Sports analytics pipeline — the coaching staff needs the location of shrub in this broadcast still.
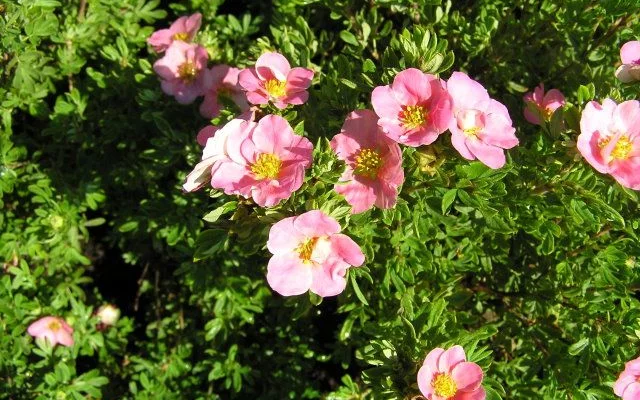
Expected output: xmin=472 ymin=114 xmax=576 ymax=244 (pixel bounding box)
xmin=1 ymin=0 xmax=640 ymax=399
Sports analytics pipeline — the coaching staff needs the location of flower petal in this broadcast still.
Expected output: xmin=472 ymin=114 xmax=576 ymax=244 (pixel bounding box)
xmin=293 ymin=210 xmax=341 ymax=237
xmin=256 ymin=52 xmax=291 ymax=81
xmin=451 ymin=362 xmax=483 ymax=392
xmin=330 ymin=234 xmax=364 ymax=266
xmin=309 ymin=258 xmax=349 ymax=297
xmin=266 ymin=253 xmax=313 ymax=296
xmin=437 ymin=345 xmax=466 ymax=372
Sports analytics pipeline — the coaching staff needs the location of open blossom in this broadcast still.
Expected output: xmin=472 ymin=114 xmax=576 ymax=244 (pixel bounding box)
xmin=523 ymin=83 xmax=565 ymax=125
xmin=153 ymin=41 xmax=210 ymax=104
xmin=147 ymin=13 xmax=202 ymax=53
xmin=447 ymin=71 xmax=519 ymax=169
xmin=417 ymin=345 xmax=485 ymax=400
xmin=238 ymin=52 xmax=314 ymax=109
xmin=577 ymin=99 xmax=640 ymax=190
xmin=615 ymin=41 xmax=640 ymax=83
xmin=330 ymin=110 xmax=404 ymax=213
xmin=371 ymin=68 xmax=452 ymax=147
xmin=27 ymin=316 xmax=74 ymax=347
xmin=615 ymin=356 xmax=640 ymax=399
xmin=266 ymin=210 xmax=365 ymax=297
xmin=200 ymin=65 xmax=250 ymax=119
xmin=210 ymin=115 xmax=313 ymax=206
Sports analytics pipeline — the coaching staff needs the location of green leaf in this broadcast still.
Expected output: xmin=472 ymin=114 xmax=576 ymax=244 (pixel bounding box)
xmin=339 ymin=30 xmax=359 ymax=46
xmin=350 ymin=272 xmax=369 ymax=305
xmin=203 ymin=202 xmax=238 ymax=223
xmin=441 ymin=189 xmax=457 ymax=214
xmin=568 ymin=338 xmax=589 ymax=356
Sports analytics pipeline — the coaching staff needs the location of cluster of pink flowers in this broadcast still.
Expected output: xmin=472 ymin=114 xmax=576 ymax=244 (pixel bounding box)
xmin=520 ymin=40 xmax=640 ymax=192
xmin=148 ymin=14 xmax=314 ymax=146
xmin=328 ymin=68 xmax=519 ymax=214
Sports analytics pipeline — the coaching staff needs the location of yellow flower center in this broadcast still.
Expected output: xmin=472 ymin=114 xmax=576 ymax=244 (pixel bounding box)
xmin=542 ymin=107 xmax=554 ymax=120
xmin=264 ymin=79 xmax=287 ymax=98
xmin=399 ymin=105 xmax=428 ymax=129
xmin=297 ymin=237 xmax=318 ymax=262
xmin=48 ymin=320 xmax=61 ymax=332
xmin=463 ymin=126 xmax=481 ymax=137
xmin=599 ymin=135 xmax=633 ymax=161
xmin=354 ymin=148 xmax=383 ymax=179
xmin=178 ymin=61 xmax=198 ymax=83
xmin=432 ymin=373 xmax=457 ymax=398
xmin=250 ymin=153 xmax=282 ymax=180
xmin=173 ymin=32 xmax=189 ymax=41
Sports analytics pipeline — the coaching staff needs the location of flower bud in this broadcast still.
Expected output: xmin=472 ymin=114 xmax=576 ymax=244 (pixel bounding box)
xmin=96 ymin=304 xmax=120 ymax=327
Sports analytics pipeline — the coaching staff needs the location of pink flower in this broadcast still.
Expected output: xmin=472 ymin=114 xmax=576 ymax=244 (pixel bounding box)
xmin=616 ymin=41 xmax=640 ymax=83
xmin=417 ymin=345 xmax=486 ymax=400
xmin=447 ymin=71 xmax=519 ymax=169
xmin=238 ymin=52 xmax=314 ymax=109
xmin=330 ymin=110 xmax=404 ymax=213
xmin=614 ymin=356 xmax=640 ymax=399
xmin=153 ymin=42 xmax=210 ymax=104
xmin=183 ymin=118 xmax=255 ymax=192
xmin=523 ymin=83 xmax=565 ymax=125
xmin=147 ymin=13 xmax=202 ymax=53
xmin=371 ymin=68 xmax=452 ymax=147
xmin=200 ymin=65 xmax=250 ymax=119
xmin=266 ymin=210 xmax=365 ymax=297
xmin=27 ymin=316 xmax=74 ymax=347
xmin=577 ymin=99 xmax=640 ymax=190
xmin=210 ymin=115 xmax=313 ymax=206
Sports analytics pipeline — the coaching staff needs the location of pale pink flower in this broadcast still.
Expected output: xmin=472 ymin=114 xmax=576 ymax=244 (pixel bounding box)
xmin=210 ymin=115 xmax=313 ymax=206
xmin=578 ymin=99 xmax=640 ymax=190
xmin=200 ymin=65 xmax=250 ymax=119
xmin=447 ymin=71 xmax=519 ymax=169
xmin=96 ymin=304 xmax=120 ymax=327
xmin=153 ymin=41 xmax=210 ymax=104
xmin=183 ymin=118 xmax=255 ymax=192
xmin=27 ymin=316 xmax=74 ymax=347
xmin=147 ymin=13 xmax=202 ymax=53
xmin=417 ymin=345 xmax=485 ymax=400
xmin=238 ymin=52 xmax=314 ymax=109
xmin=266 ymin=210 xmax=365 ymax=297
xmin=615 ymin=356 xmax=640 ymax=399
xmin=330 ymin=110 xmax=404 ymax=213
xmin=615 ymin=41 xmax=640 ymax=83
xmin=371 ymin=68 xmax=452 ymax=147
xmin=523 ymin=83 xmax=565 ymax=125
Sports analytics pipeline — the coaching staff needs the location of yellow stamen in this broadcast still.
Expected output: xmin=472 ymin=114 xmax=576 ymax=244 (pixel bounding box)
xmin=399 ymin=105 xmax=428 ymax=129
xmin=173 ymin=32 xmax=189 ymax=41
xmin=250 ymin=153 xmax=282 ymax=180
xmin=297 ymin=238 xmax=318 ymax=262
xmin=542 ymin=107 xmax=554 ymax=120
xmin=264 ymin=79 xmax=287 ymax=98
xmin=463 ymin=126 xmax=482 ymax=137
xmin=354 ymin=148 xmax=383 ymax=179
xmin=611 ymin=136 xmax=633 ymax=160
xmin=48 ymin=320 xmax=61 ymax=332
xmin=599 ymin=135 xmax=633 ymax=161
xmin=432 ymin=373 xmax=457 ymax=398
xmin=178 ymin=61 xmax=198 ymax=83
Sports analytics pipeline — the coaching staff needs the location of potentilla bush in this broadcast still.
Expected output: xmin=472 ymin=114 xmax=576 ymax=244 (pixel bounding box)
xmin=2 ymin=0 xmax=640 ymax=399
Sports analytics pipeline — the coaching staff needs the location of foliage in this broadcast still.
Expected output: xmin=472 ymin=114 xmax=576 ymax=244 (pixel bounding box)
xmin=1 ymin=0 xmax=640 ymax=399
